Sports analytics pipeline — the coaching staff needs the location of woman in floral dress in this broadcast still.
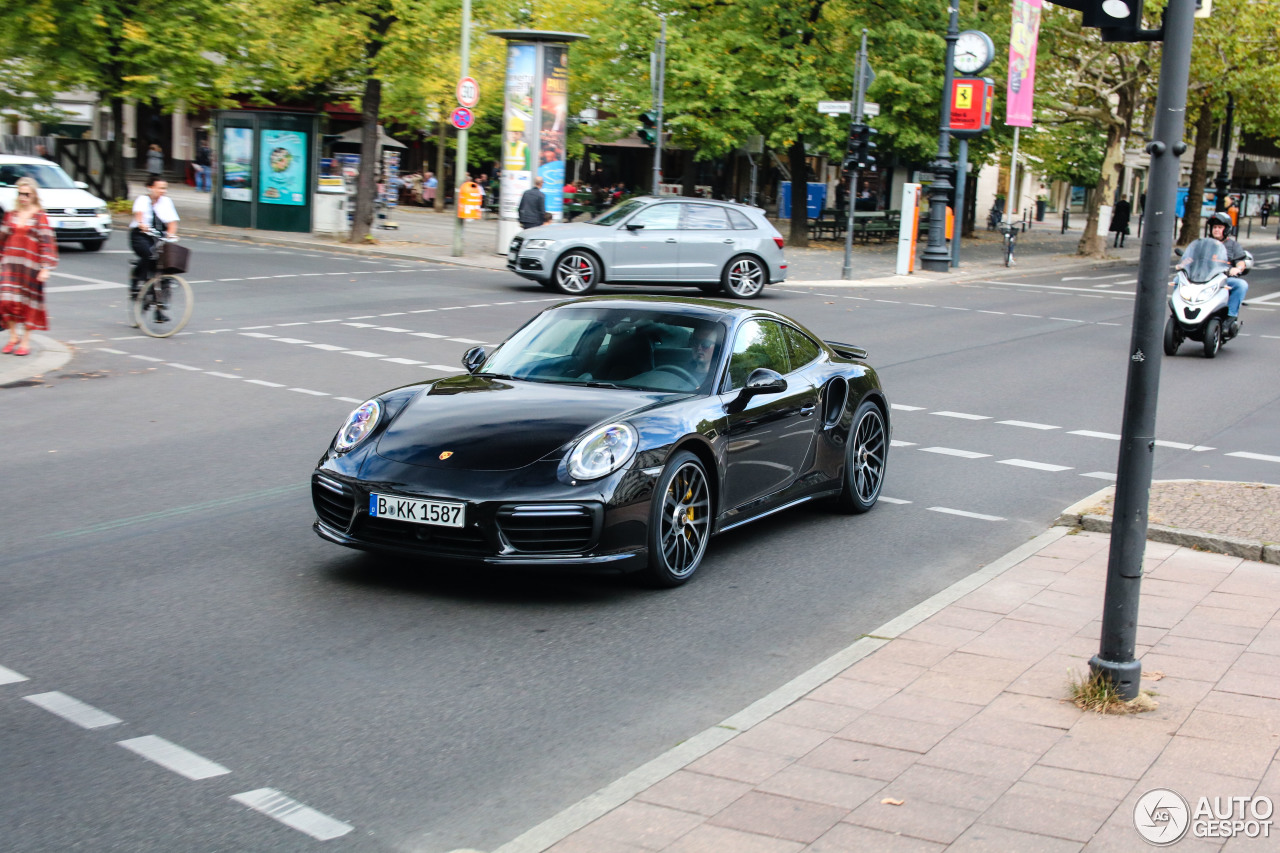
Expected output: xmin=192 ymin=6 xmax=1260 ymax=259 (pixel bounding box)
xmin=1 ymin=176 xmax=57 ymax=356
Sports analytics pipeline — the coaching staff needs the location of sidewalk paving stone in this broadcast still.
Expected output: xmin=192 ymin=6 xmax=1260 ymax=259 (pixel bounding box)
xmin=707 ymin=792 xmax=846 ymax=843
xmin=807 ymin=822 xmax=946 ymax=852
xmin=844 ymin=794 xmax=981 ymax=845
xmin=753 ymin=765 xmax=886 ymax=811
xmin=948 ymin=823 xmax=1084 ymax=853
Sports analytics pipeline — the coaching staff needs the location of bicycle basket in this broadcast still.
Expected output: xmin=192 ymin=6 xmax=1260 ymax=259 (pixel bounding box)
xmin=158 ymin=242 xmax=191 ymax=274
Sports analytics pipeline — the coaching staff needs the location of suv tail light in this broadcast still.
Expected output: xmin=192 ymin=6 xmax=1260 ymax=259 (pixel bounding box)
xmin=773 ymin=237 xmax=785 ymax=249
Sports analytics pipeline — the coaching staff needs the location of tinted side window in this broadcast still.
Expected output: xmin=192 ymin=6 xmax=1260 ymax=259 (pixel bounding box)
xmin=627 ymin=203 xmax=682 ymax=230
xmin=682 ymin=203 xmax=731 ymax=230
xmin=727 ymin=320 xmax=791 ymax=390
xmin=726 ymin=208 xmax=756 ymax=230
xmin=784 ymin=325 xmax=821 ymax=370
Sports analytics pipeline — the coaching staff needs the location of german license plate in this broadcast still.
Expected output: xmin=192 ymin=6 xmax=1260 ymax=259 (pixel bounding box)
xmin=368 ymin=493 xmax=464 ymax=528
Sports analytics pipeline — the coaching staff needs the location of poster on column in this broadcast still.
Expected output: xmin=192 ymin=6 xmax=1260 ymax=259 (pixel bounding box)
xmin=501 ymin=44 xmax=535 ymax=221
xmin=1006 ymin=0 xmax=1042 ymax=128
xmin=221 ymin=127 xmax=253 ymax=201
xmin=259 ymin=129 xmax=308 ymax=205
xmin=540 ymin=45 xmax=569 ymax=217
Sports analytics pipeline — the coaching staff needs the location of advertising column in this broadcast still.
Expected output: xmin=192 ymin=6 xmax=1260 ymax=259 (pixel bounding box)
xmin=539 ymin=45 xmax=569 ymax=221
xmin=500 ymin=43 xmax=536 ymax=232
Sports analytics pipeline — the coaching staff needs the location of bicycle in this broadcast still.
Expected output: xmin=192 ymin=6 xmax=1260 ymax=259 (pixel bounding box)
xmin=1001 ymin=220 xmax=1019 ymax=267
xmin=128 ymin=235 xmax=193 ymax=337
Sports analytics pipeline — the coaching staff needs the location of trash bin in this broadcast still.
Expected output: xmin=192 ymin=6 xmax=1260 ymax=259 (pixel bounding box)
xmin=1036 ymin=199 xmax=1047 ymax=221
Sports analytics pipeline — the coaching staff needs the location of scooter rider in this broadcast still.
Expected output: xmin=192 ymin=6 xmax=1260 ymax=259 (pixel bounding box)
xmin=1207 ymin=211 xmax=1248 ymax=333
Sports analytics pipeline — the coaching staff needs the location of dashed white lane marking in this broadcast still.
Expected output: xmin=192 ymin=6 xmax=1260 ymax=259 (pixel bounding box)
xmin=343 ymin=351 xmax=387 ymax=358
xmin=1155 ymin=440 xmax=1215 ymax=451
xmin=0 ymin=664 xmax=29 ymax=684
xmin=240 ymin=332 xmax=276 ymax=339
xmin=977 ymin=310 xmax=1005 ymax=315
xmin=167 ymin=363 xmax=202 ymax=371
xmin=24 ymin=692 xmax=122 ymax=729
xmin=344 ymin=322 xmax=377 ymax=328
xmin=449 ymin=337 xmax=486 ymax=344
xmin=347 ymin=315 xmax=376 ymax=319
xmin=997 ymin=420 xmax=1059 ymax=430
xmin=1082 ymin=472 xmax=1117 ymax=480
xmin=891 ymin=404 xmax=925 ymax=411
xmin=245 ymin=379 xmax=285 ymax=388
xmin=383 ymin=357 xmax=423 ymax=365
xmin=313 ymin=318 xmax=341 ymax=323
xmin=1063 ymin=273 xmax=1129 ymax=281
xmin=277 ymin=322 xmax=307 ymax=327
xmin=932 ymin=411 xmax=989 ymax=420
xmin=118 ymin=735 xmax=231 ymax=780
xmin=1050 ymin=317 xmax=1085 ymax=323
xmin=289 ymin=388 xmax=329 ymax=396
xmin=205 ymin=372 xmax=242 ymax=380
xmin=336 ymin=396 xmax=363 ymax=404
xmin=1069 ymin=430 xmax=1121 ymax=440
xmin=920 ymin=447 xmax=991 ymax=459
xmin=274 ymin=338 xmax=311 ymax=345
xmin=879 ymin=496 xmax=912 ymax=504
xmin=232 ymin=788 xmax=353 ymax=841
xmin=307 ymin=344 xmax=347 ymax=351
xmin=424 ymin=364 xmax=457 ymax=372
xmin=131 ymin=354 xmax=164 ymax=362
xmin=98 ymin=347 xmax=128 ymax=354
xmin=381 ymin=312 xmax=407 ymax=316
xmin=928 ymin=507 xmax=1006 ymax=521
xmin=411 ymin=331 xmax=447 ymax=338
xmin=375 ymin=326 xmax=411 ymax=333
xmin=1000 ymin=459 xmax=1073 ymax=472
xmin=239 ymin=325 xmax=273 ymax=330
xmin=1227 ymin=451 xmax=1280 ymax=464
xmin=890 ymin=440 xmax=917 ymax=448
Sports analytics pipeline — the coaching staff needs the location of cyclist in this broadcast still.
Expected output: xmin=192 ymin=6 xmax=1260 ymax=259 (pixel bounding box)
xmin=130 ymin=176 xmax=179 ymax=292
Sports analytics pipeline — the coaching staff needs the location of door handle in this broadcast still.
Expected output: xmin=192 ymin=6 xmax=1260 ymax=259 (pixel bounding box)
xmin=665 ymin=238 xmax=678 ymax=243
xmin=800 ymin=405 xmax=816 ymax=417
xmin=722 ymin=239 xmax=735 ymax=244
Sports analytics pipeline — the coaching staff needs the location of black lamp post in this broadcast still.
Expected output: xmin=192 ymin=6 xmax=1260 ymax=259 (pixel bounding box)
xmin=922 ymin=1 xmax=961 ymax=272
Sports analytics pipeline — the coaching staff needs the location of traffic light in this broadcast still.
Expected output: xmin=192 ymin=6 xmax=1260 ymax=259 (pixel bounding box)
xmin=638 ymin=111 xmax=657 ymax=146
xmin=1048 ymin=0 xmax=1149 ymax=41
xmin=847 ymin=123 xmax=877 ymax=171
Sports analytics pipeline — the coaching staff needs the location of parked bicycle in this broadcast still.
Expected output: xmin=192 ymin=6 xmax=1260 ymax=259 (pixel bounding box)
xmin=128 ymin=236 xmax=193 ymax=337
xmin=1001 ymin=220 xmax=1019 ymax=267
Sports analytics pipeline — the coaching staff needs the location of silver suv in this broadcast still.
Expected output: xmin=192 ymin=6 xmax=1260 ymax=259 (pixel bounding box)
xmin=508 ymin=196 xmax=788 ymax=298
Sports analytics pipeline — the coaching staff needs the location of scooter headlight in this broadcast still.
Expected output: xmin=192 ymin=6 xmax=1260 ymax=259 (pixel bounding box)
xmin=1178 ymin=281 xmax=1219 ymax=305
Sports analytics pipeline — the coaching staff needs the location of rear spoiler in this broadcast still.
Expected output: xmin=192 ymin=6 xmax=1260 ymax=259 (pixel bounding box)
xmin=824 ymin=340 xmax=869 ymax=361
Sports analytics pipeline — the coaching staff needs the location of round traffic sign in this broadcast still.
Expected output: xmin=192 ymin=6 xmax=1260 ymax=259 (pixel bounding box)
xmin=456 ymin=76 xmax=480 ymax=108
xmin=450 ymin=107 xmax=474 ymax=130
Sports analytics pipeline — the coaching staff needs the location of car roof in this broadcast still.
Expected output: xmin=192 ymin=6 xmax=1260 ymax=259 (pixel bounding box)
xmin=626 ymin=195 xmax=764 ymax=212
xmin=0 ymin=155 xmax=53 ymax=165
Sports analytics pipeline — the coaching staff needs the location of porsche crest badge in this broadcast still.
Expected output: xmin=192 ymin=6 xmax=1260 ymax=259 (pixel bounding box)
xmin=439 ymin=451 xmax=454 ymax=460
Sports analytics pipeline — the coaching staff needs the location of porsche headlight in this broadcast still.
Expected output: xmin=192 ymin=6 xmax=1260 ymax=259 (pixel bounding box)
xmin=334 ymin=399 xmax=382 ymax=452
xmin=567 ymin=423 xmax=638 ymax=480
xmin=523 ymin=239 xmax=555 ymax=250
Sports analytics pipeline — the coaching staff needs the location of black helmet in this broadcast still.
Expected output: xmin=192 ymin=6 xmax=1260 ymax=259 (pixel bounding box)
xmin=1209 ymin=212 xmax=1233 ymax=232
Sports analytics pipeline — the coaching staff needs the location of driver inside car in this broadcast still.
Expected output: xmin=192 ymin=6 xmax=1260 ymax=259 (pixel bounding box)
xmin=687 ymin=326 xmax=722 ymax=386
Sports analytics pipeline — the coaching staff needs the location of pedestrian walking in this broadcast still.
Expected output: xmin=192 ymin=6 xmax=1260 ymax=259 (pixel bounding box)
xmin=194 ymin=141 xmax=213 ymax=192
xmin=1261 ymin=200 xmax=1272 ymax=228
xmin=0 ymin=178 xmax=57 ymax=357
xmin=146 ymin=143 xmax=164 ymax=178
xmin=1109 ymin=196 xmax=1132 ymax=248
xmin=424 ymin=172 xmax=438 ymax=205
xmin=518 ymin=176 xmax=548 ymax=230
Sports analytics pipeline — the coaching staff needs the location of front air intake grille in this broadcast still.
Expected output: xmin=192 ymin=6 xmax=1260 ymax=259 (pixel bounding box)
xmin=313 ymin=476 xmax=356 ymax=532
xmin=76 ymin=208 xmax=98 ymax=215
xmin=496 ymin=504 xmax=598 ymax=553
xmin=355 ymin=516 xmax=490 ymax=555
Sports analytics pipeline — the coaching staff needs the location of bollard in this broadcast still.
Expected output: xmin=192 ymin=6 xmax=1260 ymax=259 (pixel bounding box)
xmin=1247 ymin=216 xmax=1252 ymax=238
xmin=1062 ymin=209 xmax=1070 ymax=233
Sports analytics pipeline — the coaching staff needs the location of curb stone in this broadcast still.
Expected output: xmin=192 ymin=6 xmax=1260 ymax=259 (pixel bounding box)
xmin=0 ymin=334 xmax=72 ymax=388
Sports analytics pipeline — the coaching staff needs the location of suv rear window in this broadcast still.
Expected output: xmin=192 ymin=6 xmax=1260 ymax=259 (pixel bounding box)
xmin=726 ymin=208 xmax=756 ymax=230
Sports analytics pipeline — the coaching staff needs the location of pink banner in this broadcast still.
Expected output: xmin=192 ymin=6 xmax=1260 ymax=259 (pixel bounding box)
xmin=1006 ymin=0 xmax=1043 ymax=128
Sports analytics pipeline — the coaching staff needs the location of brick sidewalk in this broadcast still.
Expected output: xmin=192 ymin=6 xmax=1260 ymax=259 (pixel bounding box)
xmin=493 ymin=490 xmax=1280 ymax=853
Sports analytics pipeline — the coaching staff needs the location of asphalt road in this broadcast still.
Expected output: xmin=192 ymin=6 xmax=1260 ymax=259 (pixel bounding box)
xmin=3 ymin=236 xmax=1280 ymax=852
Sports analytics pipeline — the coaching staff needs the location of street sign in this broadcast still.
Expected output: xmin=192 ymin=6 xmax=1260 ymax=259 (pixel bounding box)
xmin=456 ymin=77 xmax=480 ymax=108
xmin=863 ymin=102 xmax=880 ymax=117
xmin=818 ymin=101 xmax=851 ymax=115
xmin=450 ymin=107 xmax=474 ymax=130
xmin=948 ymin=77 xmax=994 ymax=137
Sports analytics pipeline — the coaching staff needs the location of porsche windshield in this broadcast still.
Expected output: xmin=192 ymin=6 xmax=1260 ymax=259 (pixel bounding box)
xmin=1179 ymin=238 xmax=1231 ymax=284
xmin=481 ymin=306 xmax=727 ymax=394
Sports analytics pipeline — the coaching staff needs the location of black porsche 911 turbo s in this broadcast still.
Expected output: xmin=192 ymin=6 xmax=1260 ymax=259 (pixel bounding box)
xmin=312 ymin=296 xmax=889 ymax=586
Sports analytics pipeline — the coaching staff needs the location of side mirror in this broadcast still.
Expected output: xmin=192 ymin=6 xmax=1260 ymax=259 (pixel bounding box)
xmin=462 ymin=346 xmax=487 ymax=374
xmin=74 ymin=181 xmax=89 ymax=190
xmin=625 ymin=222 xmax=645 ymax=231
xmin=744 ymin=367 xmax=787 ymax=396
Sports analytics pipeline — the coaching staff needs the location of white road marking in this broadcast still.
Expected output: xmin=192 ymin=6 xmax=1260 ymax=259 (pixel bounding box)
xmin=1154 ymin=440 xmax=1215 ymax=451
xmin=1098 ymin=322 xmax=1123 ymax=326
xmin=48 ymin=271 xmax=122 ymax=291
xmin=232 ymin=789 xmax=353 ymax=841
xmin=307 ymin=344 xmax=347 ymax=351
xmin=1049 ymin=317 xmax=1085 ymax=323
xmin=997 ymin=420 xmax=1059 ymax=430
xmin=927 ymin=507 xmax=1005 ymax=521
xmin=878 ymin=497 xmax=912 ymax=504
xmin=890 ymin=440 xmax=916 ymax=447
xmin=335 ymin=397 xmax=363 ymax=404
xmin=1062 ymin=273 xmax=1129 ymax=281
xmin=273 ymin=274 xmax=296 ymax=279
xmin=167 ymin=363 xmax=202 ymax=371
xmin=424 ymin=364 xmax=457 ymax=372
xmin=239 ymin=325 xmax=273 ymax=330
xmin=382 ymin=358 xmax=423 ymax=365
xmin=201 ymin=329 xmax=233 ymax=334
xmin=1227 ymin=451 xmax=1280 ymax=464
xmin=0 ymin=664 xmax=28 ymax=684
xmin=97 ymin=348 xmax=128 ymax=354
xmin=111 ymin=335 xmax=146 ymax=341
xmin=205 ymin=372 xmax=242 ymax=380
xmin=274 ymin=338 xmax=311 ymax=344
xmin=977 ymin=310 xmax=1005 ymax=315
xmin=874 ymin=299 xmax=900 ymax=304
xmin=999 ymin=459 xmax=1073 ymax=472
xmin=1069 ymin=430 xmax=1121 ymax=440
xmin=24 ymin=692 xmax=122 ymax=729
xmin=1011 ymin=313 xmax=1043 ymax=318
xmin=375 ymin=327 xmax=411 ymax=333
xmin=410 ymin=332 xmax=446 ymax=338
xmin=219 ymin=278 xmax=243 ymax=282
xmin=289 ymin=388 xmax=329 ymax=396
xmin=1081 ymin=471 xmax=1117 ymax=480
xmin=118 ymin=736 xmax=231 ymax=780
xmin=343 ymin=351 xmax=387 ymax=358
xmin=932 ymin=411 xmax=989 ymax=420
xmin=312 ymin=319 xmax=342 ymax=323
xmin=131 ymin=355 xmax=164 ymax=362
xmin=344 ymin=322 xmax=377 ymax=328
xmin=240 ymin=332 xmax=276 ymax=339
xmin=891 ymin=404 xmax=925 ymax=411
xmin=449 ymin=337 xmax=486 ymax=344
xmin=380 ymin=312 xmax=407 ymax=316
xmin=920 ymin=447 xmax=991 ymax=459
xmin=409 ymin=308 xmax=436 ymax=313
xmin=347 ymin=315 xmax=376 ymax=319
xmin=908 ymin=303 xmax=935 ymax=308
xmin=277 ymin=322 xmax=307 ymax=327
xmin=1245 ymin=290 xmax=1280 ymax=304
xmin=245 ymin=380 xmax=285 ymax=388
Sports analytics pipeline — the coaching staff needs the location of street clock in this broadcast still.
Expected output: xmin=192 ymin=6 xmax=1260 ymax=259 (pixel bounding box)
xmin=953 ymin=30 xmax=995 ymax=75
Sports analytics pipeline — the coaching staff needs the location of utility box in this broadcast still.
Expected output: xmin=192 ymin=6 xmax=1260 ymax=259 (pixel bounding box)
xmin=313 ymin=189 xmax=350 ymax=237
xmin=212 ymin=110 xmax=320 ymax=233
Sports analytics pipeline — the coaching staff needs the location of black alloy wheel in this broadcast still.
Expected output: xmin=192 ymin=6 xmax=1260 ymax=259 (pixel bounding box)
xmin=553 ymin=251 xmax=601 ymax=295
xmin=1203 ymin=317 xmax=1222 ymax=358
xmin=1163 ymin=317 xmax=1182 ymax=356
xmin=643 ymin=450 xmax=712 ymax=587
xmin=721 ymin=255 xmax=766 ymax=298
xmin=836 ymin=400 xmax=887 ymax=514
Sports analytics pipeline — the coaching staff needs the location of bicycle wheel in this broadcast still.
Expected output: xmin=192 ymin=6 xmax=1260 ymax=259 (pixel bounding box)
xmin=134 ymin=274 xmax=193 ymax=338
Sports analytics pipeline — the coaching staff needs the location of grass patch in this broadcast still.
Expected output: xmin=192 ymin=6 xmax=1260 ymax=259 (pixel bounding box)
xmin=1067 ymin=668 xmax=1158 ymax=715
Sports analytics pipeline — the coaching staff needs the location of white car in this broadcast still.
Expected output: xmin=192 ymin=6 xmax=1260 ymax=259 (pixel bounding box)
xmin=0 ymin=154 xmax=113 ymax=251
